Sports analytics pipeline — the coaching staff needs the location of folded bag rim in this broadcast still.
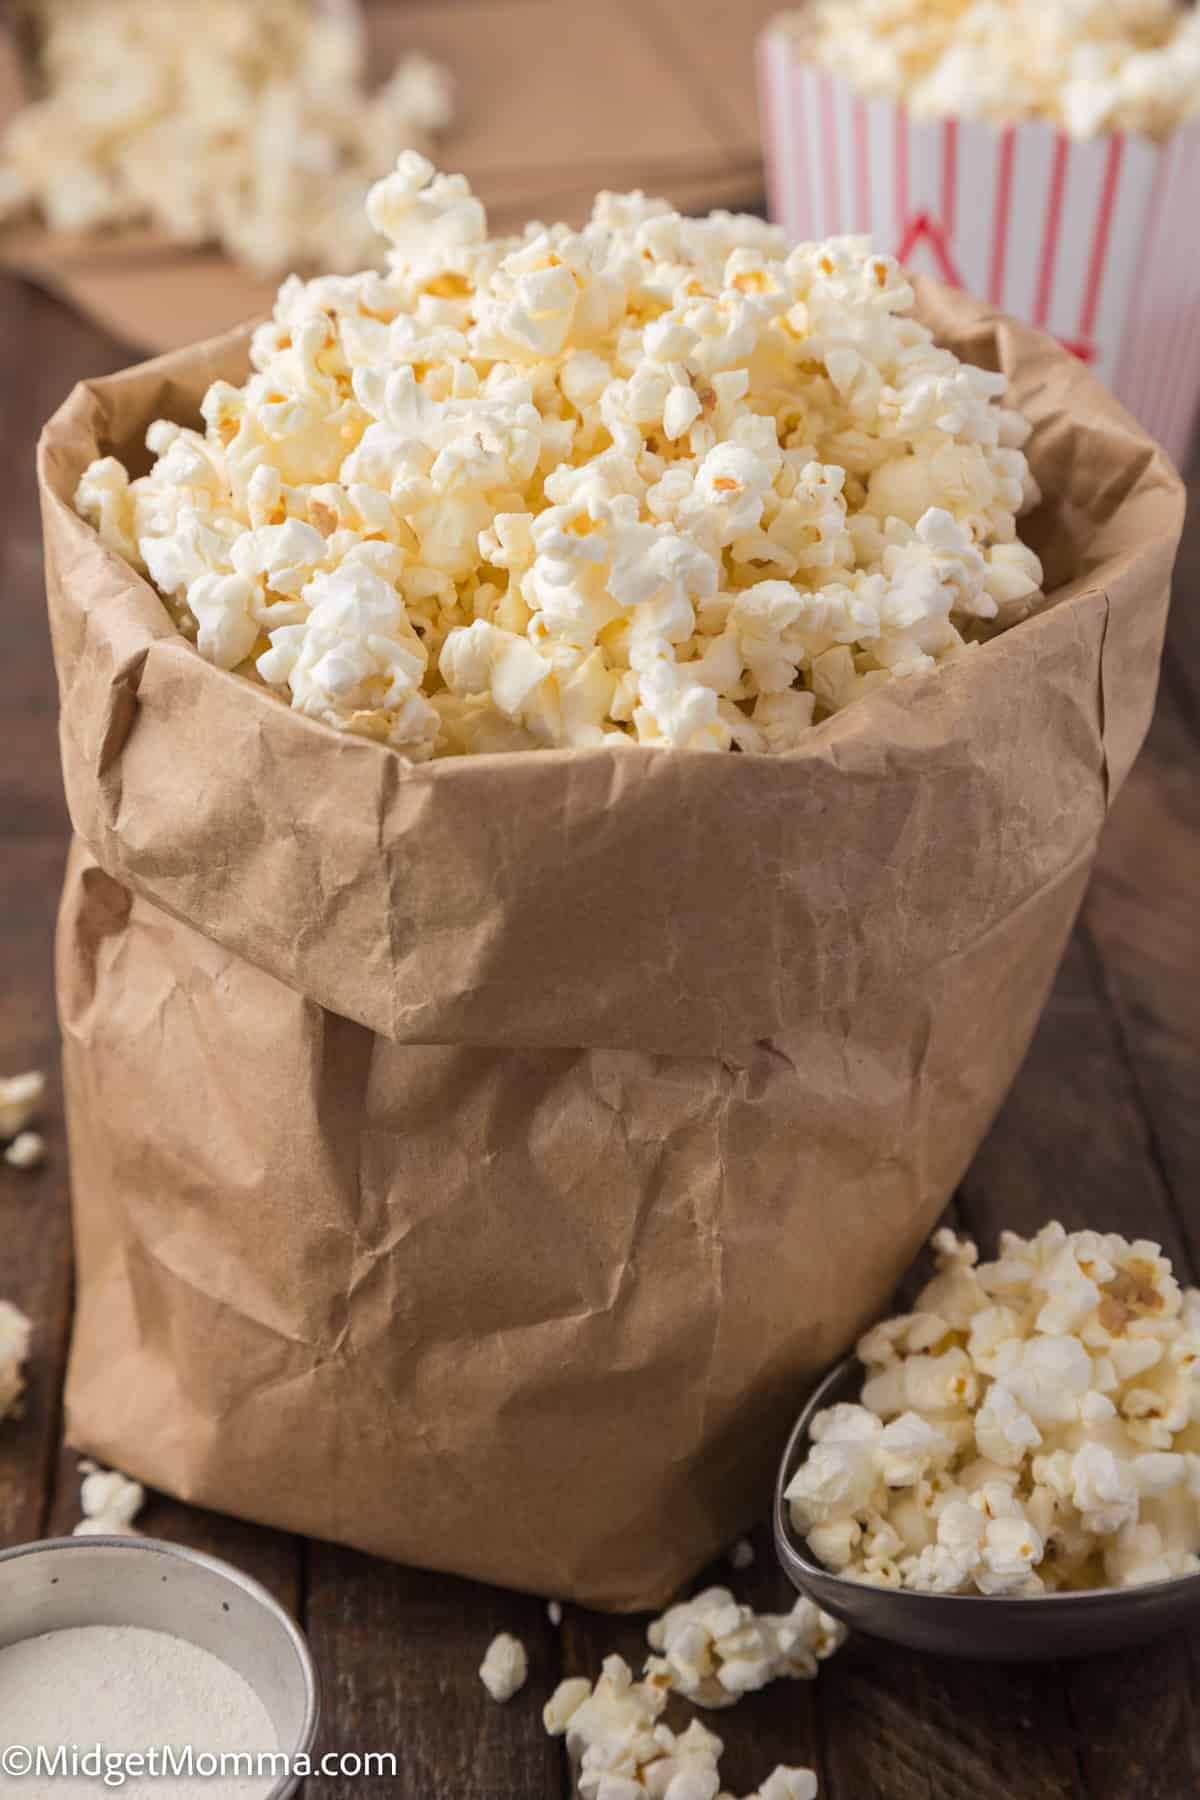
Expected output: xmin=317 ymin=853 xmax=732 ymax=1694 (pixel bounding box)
xmin=37 ymin=278 xmax=1187 ymax=1055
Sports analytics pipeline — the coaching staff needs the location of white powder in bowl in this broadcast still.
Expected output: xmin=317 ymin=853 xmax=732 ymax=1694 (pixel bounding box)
xmin=0 ymin=1625 xmax=279 ymax=1798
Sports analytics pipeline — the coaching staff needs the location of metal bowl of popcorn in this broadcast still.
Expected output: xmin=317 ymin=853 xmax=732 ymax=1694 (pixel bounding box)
xmin=774 ymin=1358 xmax=1200 ymax=1661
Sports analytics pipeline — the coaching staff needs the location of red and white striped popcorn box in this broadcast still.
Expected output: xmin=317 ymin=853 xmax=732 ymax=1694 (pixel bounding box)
xmin=758 ymin=21 xmax=1200 ymax=466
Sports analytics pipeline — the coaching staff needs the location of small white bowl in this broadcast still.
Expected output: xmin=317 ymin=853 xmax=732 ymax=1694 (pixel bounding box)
xmin=0 ymin=1535 xmax=319 ymax=1796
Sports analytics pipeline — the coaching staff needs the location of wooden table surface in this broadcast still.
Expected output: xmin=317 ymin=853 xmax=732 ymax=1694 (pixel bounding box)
xmin=1 ymin=273 xmax=1199 ymax=1799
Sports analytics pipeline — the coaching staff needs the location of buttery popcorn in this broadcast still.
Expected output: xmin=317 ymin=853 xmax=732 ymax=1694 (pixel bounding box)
xmin=783 ymin=0 xmax=1200 ymax=140
xmin=0 ymin=1300 xmax=32 ymax=1423
xmin=645 ymin=1586 xmax=843 ymax=1709
xmin=74 ymin=152 xmax=1045 ymax=760
xmin=73 ymin=1462 xmax=146 ymax=1537
xmin=4 ymin=1131 xmax=45 ymax=1170
xmin=0 ymin=0 xmax=452 ymax=276
xmin=479 ymin=1632 xmax=529 ymax=1704
xmin=786 ymin=1223 xmax=1200 ymax=1595
xmin=0 ymin=1069 xmax=44 ymax=1141
xmin=544 ymin=1655 xmax=819 ymax=1800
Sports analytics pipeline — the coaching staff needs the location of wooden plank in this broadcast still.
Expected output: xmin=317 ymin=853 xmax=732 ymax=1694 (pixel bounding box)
xmin=1084 ymin=681 xmax=1200 ymax=1241
xmin=304 ymin=1544 xmax=563 ymax=1798
xmin=0 ymin=272 xmax=122 ymax=1553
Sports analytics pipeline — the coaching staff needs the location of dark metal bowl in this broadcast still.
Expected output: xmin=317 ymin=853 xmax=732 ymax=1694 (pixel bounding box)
xmin=774 ymin=1357 xmax=1200 ymax=1661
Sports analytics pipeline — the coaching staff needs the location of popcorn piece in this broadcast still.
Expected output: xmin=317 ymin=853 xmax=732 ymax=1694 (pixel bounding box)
xmin=548 ymin=1600 xmax=564 ymax=1626
xmin=479 ymin=1632 xmax=528 ymax=1704
xmin=543 ymin=1655 xmax=821 ymax=1800
xmin=75 ymin=157 xmax=1044 ymax=758
xmin=74 ymin=1464 xmax=145 ymax=1537
xmin=729 ymin=1538 xmax=756 ymax=1571
xmin=0 ymin=1301 xmax=32 ymax=1422
xmin=0 ymin=1070 xmax=44 ymax=1141
xmin=4 ymin=1131 xmax=45 ymax=1170
xmin=792 ymin=1221 xmax=1200 ymax=1596
xmin=783 ymin=0 xmax=1200 ymax=141
xmin=0 ymin=0 xmax=452 ymax=277
xmin=645 ymin=1587 xmax=844 ymax=1709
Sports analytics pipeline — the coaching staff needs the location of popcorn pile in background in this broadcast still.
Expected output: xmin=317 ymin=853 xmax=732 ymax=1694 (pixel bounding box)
xmin=784 ymin=0 xmax=1200 ymax=139
xmin=787 ymin=1224 xmax=1200 ymax=1595
xmin=75 ymin=153 xmax=1044 ymax=760
xmin=0 ymin=0 xmax=452 ymax=275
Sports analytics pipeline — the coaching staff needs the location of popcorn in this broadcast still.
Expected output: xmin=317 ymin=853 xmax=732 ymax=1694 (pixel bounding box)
xmin=4 ymin=1132 xmax=45 ymax=1171
xmin=543 ymin=1655 xmax=820 ymax=1800
xmin=645 ymin=1587 xmax=844 ymax=1709
xmin=783 ymin=0 xmax=1200 ymax=140
xmin=0 ymin=1069 xmax=44 ymax=1141
xmin=0 ymin=1301 xmax=32 ymax=1423
xmin=788 ymin=1223 xmax=1200 ymax=1594
xmin=0 ymin=0 xmax=452 ymax=276
xmin=729 ymin=1539 xmax=756 ymax=1572
xmin=73 ymin=1463 xmax=145 ymax=1536
xmin=479 ymin=1632 xmax=528 ymax=1704
xmin=75 ymin=156 xmax=1044 ymax=759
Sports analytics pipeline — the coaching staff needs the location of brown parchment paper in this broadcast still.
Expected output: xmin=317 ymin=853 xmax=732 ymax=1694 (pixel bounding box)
xmin=40 ymin=284 xmax=1185 ymax=1609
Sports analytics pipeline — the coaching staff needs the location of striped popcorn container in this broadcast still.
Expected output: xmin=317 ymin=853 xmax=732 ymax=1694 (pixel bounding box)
xmin=758 ymin=20 xmax=1200 ymax=467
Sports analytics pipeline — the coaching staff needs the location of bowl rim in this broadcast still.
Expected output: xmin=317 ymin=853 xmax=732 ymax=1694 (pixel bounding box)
xmin=774 ymin=1354 xmax=1200 ymax=1612
xmin=0 ymin=1533 xmax=320 ymax=1796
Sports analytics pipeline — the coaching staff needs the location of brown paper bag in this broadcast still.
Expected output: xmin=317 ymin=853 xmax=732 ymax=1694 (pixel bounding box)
xmin=39 ymin=283 xmax=1184 ymax=1610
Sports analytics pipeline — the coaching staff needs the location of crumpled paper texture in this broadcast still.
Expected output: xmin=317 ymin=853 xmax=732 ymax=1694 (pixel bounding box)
xmin=41 ymin=283 xmax=1184 ymax=1609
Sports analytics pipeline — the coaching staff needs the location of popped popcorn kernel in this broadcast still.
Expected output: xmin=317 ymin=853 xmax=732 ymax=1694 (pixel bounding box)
xmin=0 ymin=1301 xmax=32 ymax=1424
xmin=789 ymin=1222 xmax=1200 ymax=1595
xmin=645 ymin=1586 xmax=844 ymax=1709
xmin=4 ymin=1132 xmax=46 ymax=1171
xmin=543 ymin=1652 xmax=822 ymax=1800
xmin=479 ymin=1631 xmax=528 ymax=1704
xmin=73 ymin=1463 xmax=145 ymax=1537
xmin=0 ymin=1070 xmax=45 ymax=1141
xmin=781 ymin=1 xmax=1200 ymax=141
xmin=74 ymin=159 xmax=1044 ymax=759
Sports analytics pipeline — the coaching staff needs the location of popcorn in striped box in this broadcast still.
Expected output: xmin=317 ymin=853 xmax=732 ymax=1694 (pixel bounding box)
xmin=760 ymin=3 xmax=1200 ymax=465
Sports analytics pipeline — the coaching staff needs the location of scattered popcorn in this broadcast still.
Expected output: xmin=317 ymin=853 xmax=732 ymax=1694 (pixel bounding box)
xmin=645 ymin=1585 xmax=844 ymax=1708
xmin=0 ymin=1069 xmax=44 ymax=1140
xmin=787 ymin=1223 xmax=1200 ymax=1594
xmin=0 ymin=0 xmax=452 ymax=275
xmin=544 ymin=1655 xmax=819 ymax=1800
xmin=548 ymin=1601 xmax=564 ymax=1626
xmin=781 ymin=0 xmax=1200 ymax=140
xmin=479 ymin=1632 xmax=528 ymax=1704
xmin=4 ymin=1132 xmax=45 ymax=1171
xmin=75 ymin=153 xmax=1044 ymax=759
xmin=74 ymin=1463 xmax=145 ymax=1536
xmin=0 ymin=1301 xmax=32 ymax=1423
xmin=729 ymin=1538 xmax=756 ymax=1571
